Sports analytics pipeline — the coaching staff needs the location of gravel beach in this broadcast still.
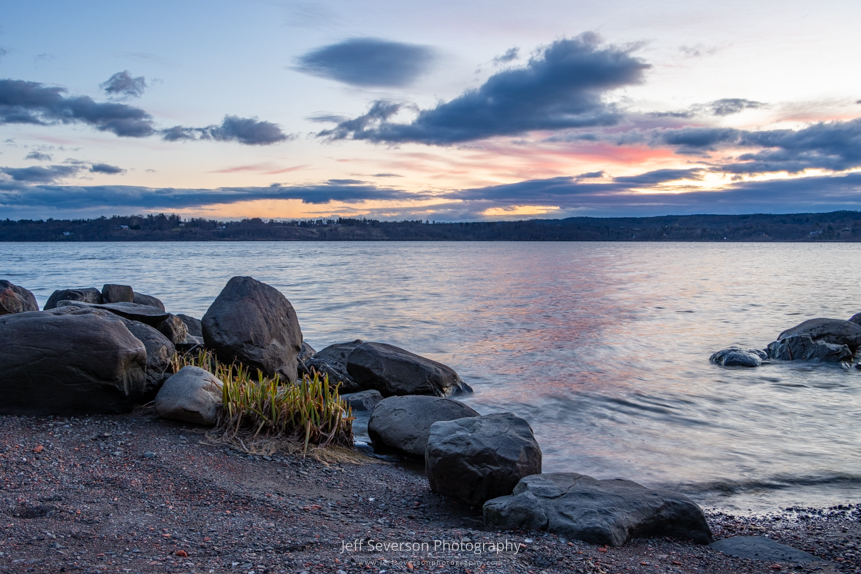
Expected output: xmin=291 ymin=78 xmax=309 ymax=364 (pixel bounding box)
xmin=0 ymin=410 xmax=857 ymax=574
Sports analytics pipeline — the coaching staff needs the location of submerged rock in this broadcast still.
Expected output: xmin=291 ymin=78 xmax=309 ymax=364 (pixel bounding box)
xmin=0 ymin=280 xmax=39 ymax=315
xmin=767 ymin=334 xmax=852 ymax=362
xmin=426 ymin=413 xmax=541 ymax=506
xmin=776 ymin=318 xmax=861 ymax=353
xmin=368 ymin=395 xmax=479 ymax=459
xmin=709 ymin=347 xmax=767 ymax=367
xmin=484 ymin=473 xmax=713 ymax=547
xmin=155 ymin=366 xmax=223 ymax=426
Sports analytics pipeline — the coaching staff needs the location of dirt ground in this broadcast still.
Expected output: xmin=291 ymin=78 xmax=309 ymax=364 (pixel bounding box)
xmin=0 ymin=410 xmax=858 ymax=574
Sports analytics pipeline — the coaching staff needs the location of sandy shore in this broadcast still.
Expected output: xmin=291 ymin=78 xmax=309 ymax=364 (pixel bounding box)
xmin=0 ymin=409 xmax=857 ymax=574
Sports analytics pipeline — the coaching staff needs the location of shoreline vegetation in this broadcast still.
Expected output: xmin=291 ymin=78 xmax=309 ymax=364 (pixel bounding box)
xmin=3 ymin=211 xmax=861 ymax=242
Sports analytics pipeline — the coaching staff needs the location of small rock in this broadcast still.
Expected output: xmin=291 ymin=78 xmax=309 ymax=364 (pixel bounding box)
xmin=154 ymin=366 xmax=223 ymax=426
xmin=133 ymin=293 xmax=165 ymax=310
xmin=143 ymin=452 xmax=156 ymax=459
xmin=43 ymin=287 xmax=102 ymax=310
xmin=157 ymin=314 xmax=189 ymax=346
xmin=101 ymin=284 xmax=134 ymax=304
xmin=710 ymin=347 xmax=767 ymax=367
xmin=0 ymin=280 xmax=39 ymax=315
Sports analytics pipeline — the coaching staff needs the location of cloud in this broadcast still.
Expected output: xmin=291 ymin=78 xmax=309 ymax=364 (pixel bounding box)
xmin=708 ymin=98 xmax=765 ymax=116
xmin=100 ymin=71 xmax=147 ymax=98
xmin=89 ymin=163 xmax=124 ymax=174
xmin=613 ymin=168 xmax=705 ymax=185
xmin=0 ymin=79 xmax=155 ymax=137
xmin=162 ymin=115 xmax=291 ymax=146
xmin=296 ymin=38 xmax=437 ymax=87
xmin=24 ymin=151 xmax=52 ymax=161
xmin=317 ymin=33 xmax=649 ymax=145
xmin=493 ymin=48 xmax=520 ymax=65
xmin=0 ymin=48 xmax=7 ymax=61
xmin=1 ymin=164 xmax=81 ymax=183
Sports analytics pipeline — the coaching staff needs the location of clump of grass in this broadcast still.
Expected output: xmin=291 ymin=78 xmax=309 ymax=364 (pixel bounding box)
xmin=171 ymin=350 xmax=354 ymax=455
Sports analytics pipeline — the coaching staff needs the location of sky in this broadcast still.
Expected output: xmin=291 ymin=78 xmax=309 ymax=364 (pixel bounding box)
xmin=1 ymin=0 xmax=861 ymax=221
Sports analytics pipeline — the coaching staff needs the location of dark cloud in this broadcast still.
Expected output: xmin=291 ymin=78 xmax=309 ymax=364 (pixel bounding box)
xmin=373 ymin=173 xmax=402 ymax=178
xmin=0 ymin=79 xmax=155 ymax=137
xmin=613 ymin=168 xmax=705 ymax=185
xmin=708 ymin=98 xmax=764 ymax=116
xmin=162 ymin=115 xmax=291 ymax=146
xmin=575 ymin=170 xmax=605 ymax=179
xmin=100 ymin=71 xmax=147 ymax=98
xmin=89 ymin=163 xmax=124 ymax=174
xmin=317 ymin=33 xmax=649 ymax=145
xmin=296 ymin=38 xmax=436 ymax=88
xmin=1 ymin=164 xmax=81 ymax=183
xmin=493 ymin=48 xmax=520 ymax=65
xmin=24 ymin=151 xmax=52 ymax=161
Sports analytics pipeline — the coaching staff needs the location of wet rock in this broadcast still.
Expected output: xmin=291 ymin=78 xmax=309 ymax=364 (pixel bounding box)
xmin=55 ymin=300 xmax=171 ymax=327
xmin=347 ymin=342 xmax=472 ymax=397
xmin=709 ymin=347 xmax=767 ymax=367
xmin=302 ymin=340 xmax=363 ymax=392
xmin=176 ymin=314 xmax=202 ymax=337
xmin=119 ymin=318 xmax=175 ymax=395
xmin=155 ymin=366 xmax=223 ymax=426
xmin=342 ymin=390 xmax=383 ymax=412
xmin=0 ymin=307 xmax=147 ymax=415
xmin=777 ymin=318 xmax=861 ymax=353
xmin=711 ymin=536 xmax=825 ymax=563
xmin=483 ymin=473 xmax=713 ymax=547
xmin=368 ymin=395 xmax=479 ymax=459
xmin=426 ymin=413 xmax=541 ymax=506
xmin=0 ymin=280 xmax=38 ymax=315
xmin=157 ymin=314 xmax=189 ymax=346
xmin=767 ymin=334 xmax=852 ymax=362
xmin=202 ymin=276 xmax=303 ymax=381
xmin=133 ymin=293 xmax=166 ymax=310
xmin=101 ymin=284 xmax=134 ymax=304
xmin=43 ymin=287 xmax=102 ymax=310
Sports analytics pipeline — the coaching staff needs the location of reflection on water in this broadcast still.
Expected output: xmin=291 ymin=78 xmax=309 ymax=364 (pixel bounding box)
xmin=3 ymin=241 xmax=861 ymax=512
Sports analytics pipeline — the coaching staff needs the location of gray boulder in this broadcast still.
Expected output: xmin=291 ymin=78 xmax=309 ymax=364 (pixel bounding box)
xmin=202 ymin=276 xmax=303 ymax=381
xmin=483 ymin=473 xmax=713 ymax=547
xmin=849 ymin=312 xmax=861 ymax=327
xmin=426 ymin=413 xmax=541 ymax=506
xmin=56 ymin=300 xmax=171 ymax=327
xmin=157 ymin=314 xmax=189 ymax=346
xmin=776 ymin=318 xmax=861 ymax=353
xmin=368 ymin=395 xmax=479 ymax=459
xmin=342 ymin=390 xmax=383 ymax=412
xmin=303 ymin=340 xmax=363 ymax=392
xmin=767 ymin=335 xmax=852 ymax=362
xmin=44 ymin=287 xmax=102 ymax=310
xmin=347 ymin=342 xmax=472 ymax=397
xmin=709 ymin=347 xmax=767 ymax=367
xmin=133 ymin=293 xmax=166 ymax=310
xmin=119 ymin=318 xmax=175 ymax=394
xmin=101 ymin=284 xmax=134 ymax=304
xmin=0 ymin=280 xmax=39 ymax=315
xmin=155 ymin=366 xmax=223 ymax=426
xmin=0 ymin=308 xmax=147 ymax=415
xmin=176 ymin=314 xmax=202 ymax=337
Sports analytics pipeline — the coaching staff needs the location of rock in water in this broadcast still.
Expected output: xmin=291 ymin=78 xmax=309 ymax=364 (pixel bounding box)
xmin=767 ymin=334 xmax=852 ymax=362
xmin=776 ymin=318 xmax=861 ymax=353
xmin=709 ymin=347 xmax=767 ymax=367
xmin=101 ymin=284 xmax=134 ymax=304
xmin=0 ymin=280 xmax=39 ymax=315
xmin=155 ymin=366 xmax=223 ymax=426
xmin=157 ymin=314 xmax=189 ymax=346
xmin=347 ymin=342 xmax=472 ymax=397
xmin=0 ymin=308 xmax=147 ymax=415
xmin=133 ymin=293 xmax=166 ymax=310
xmin=176 ymin=314 xmax=202 ymax=337
xmin=426 ymin=413 xmax=541 ymax=506
xmin=55 ymin=300 xmax=171 ymax=327
xmin=341 ymin=390 xmax=383 ymax=412
xmin=368 ymin=395 xmax=479 ymax=459
xmin=202 ymin=276 xmax=303 ymax=381
xmin=119 ymin=318 xmax=175 ymax=395
xmin=483 ymin=473 xmax=713 ymax=547
xmin=43 ymin=287 xmax=102 ymax=310
xmin=303 ymin=340 xmax=363 ymax=392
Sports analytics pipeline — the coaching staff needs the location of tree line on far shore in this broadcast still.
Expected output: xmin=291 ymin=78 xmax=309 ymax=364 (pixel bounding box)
xmin=2 ymin=211 xmax=861 ymax=241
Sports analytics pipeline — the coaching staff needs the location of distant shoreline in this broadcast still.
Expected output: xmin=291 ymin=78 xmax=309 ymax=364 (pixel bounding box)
xmin=2 ymin=210 xmax=861 ymax=242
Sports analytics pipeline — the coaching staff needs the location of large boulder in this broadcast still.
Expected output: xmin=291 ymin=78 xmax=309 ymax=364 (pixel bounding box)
xmin=202 ymin=276 xmax=303 ymax=381
xmin=303 ymin=340 xmax=363 ymax=392
xmin=347 ymin=342 xmax=472 ymax=397
xmin=55 ymin=300 xmax=171 ymax=327
xmin=368 ymin=395 xmax=479 ymax=459
xmin=0 ymin=280 xmax=39 ymax=315
xmin=776 ymin=318 xmax=861 ymax=353
xmin=0 ymin=308 xmax=148 ymax=415
xmin=709 ymin=347 xmax=767 ymax=367
xmin=483 ymin=473 xmax=713 ymax=547
xmin=119 ymin=318 xmax=175 ymax=394
xmin=155 ymin=366 xmax=223 ymax=426
xmin=157 ymin=314 xmax=189 ymax=346
xmin=44 ymin=287 xmax=102 ymax=310
xmin=426 ymin=413 xmax=541 ymax=506
xmin=766 ymin=335 xmax=852 ymax=362
xmin=101 ymin=284 xmax=134 ymax=304
xmin=133 ymin=292 xmax=166 ymax=311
